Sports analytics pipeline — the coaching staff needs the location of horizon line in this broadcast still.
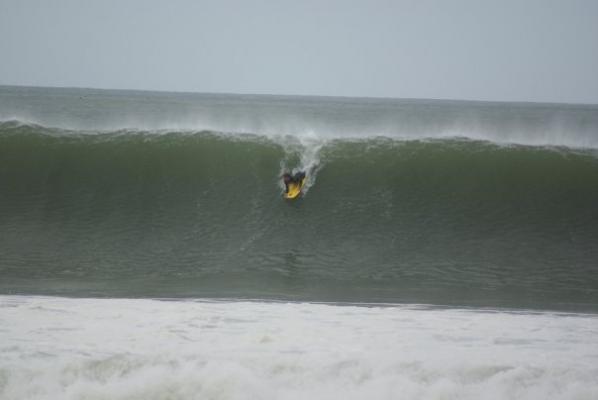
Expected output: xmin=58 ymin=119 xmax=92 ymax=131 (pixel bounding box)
xmin=2 ymin=83 xmax=597 ymax=108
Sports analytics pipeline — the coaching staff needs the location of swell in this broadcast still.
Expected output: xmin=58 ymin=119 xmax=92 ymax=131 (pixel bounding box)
xmin=2 ymin=85 xmax=598 ymax=149
xmin=1 ymin=124 xmax=598 ymax=310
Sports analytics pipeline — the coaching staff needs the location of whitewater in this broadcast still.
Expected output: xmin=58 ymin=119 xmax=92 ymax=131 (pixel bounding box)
xmin=1 ymin=85 xmax=598 ymax=399
xmin=2 ymin=297 xmax=598 ymax=400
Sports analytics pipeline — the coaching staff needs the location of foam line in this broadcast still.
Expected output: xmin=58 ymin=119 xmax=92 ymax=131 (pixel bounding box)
xmin=1 ymin=296 xmax=597 ymax=399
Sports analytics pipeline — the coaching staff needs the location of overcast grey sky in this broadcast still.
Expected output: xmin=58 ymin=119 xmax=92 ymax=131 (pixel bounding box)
xmin=1 ymin=0 xmax=597 ymax=103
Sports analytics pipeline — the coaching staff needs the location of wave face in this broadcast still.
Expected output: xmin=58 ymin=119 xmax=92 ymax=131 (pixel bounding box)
xmin=1 ymin=117 xmax=598 ymax=310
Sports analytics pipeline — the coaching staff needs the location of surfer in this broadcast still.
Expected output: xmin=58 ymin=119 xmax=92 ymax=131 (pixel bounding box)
xmin=282 ymin=171 xmax=306 ymax=194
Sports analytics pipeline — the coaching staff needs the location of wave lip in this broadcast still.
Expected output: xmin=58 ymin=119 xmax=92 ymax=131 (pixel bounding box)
xmin=1 ymin=85 xmax=598 ymax=149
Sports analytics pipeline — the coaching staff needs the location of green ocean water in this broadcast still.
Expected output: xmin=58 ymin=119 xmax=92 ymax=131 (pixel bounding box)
xmin=1 ymin=86 xmax=598 ymax=311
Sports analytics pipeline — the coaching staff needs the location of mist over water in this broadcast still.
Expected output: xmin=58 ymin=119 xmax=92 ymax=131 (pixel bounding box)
xmin=2 ymin=85 xmax=598 ymax=148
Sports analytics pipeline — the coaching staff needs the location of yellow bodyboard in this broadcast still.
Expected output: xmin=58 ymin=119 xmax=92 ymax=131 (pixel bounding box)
xmin=284 ymin=177 xmax=306 ymax=199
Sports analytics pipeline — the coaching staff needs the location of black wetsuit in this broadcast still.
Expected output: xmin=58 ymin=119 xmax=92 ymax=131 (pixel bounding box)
xmin=284 ymin=172 xmax=306 ymax=193
xmin=292 ymin=171 xmax=306 ymax=182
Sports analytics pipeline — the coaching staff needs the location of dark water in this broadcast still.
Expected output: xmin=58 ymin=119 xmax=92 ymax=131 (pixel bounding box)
xmin=1 ymin=86 xmax=598 ymax=311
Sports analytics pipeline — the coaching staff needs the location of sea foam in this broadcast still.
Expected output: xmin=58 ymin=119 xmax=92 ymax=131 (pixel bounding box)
xmin=1 ymin=296 xmax=597 ymax=400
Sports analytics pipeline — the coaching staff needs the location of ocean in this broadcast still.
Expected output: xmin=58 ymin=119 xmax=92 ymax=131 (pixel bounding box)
xmin=1 ymin=85 xmax=597 ymax=399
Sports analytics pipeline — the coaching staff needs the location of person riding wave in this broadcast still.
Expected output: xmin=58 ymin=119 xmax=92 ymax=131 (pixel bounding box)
xmin=282 ymin=171 xmax=306 ymax=194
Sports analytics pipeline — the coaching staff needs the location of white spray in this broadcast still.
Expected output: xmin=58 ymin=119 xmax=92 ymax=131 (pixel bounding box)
xmin=277 ymin=131 xmax=325 ymax=196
